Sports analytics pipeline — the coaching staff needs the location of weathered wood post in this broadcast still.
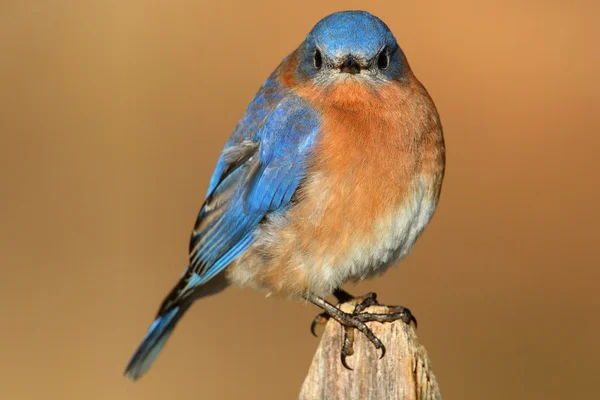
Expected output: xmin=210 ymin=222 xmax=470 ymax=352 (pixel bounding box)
xmin=300 ymin=303 xmax=441 ymax=400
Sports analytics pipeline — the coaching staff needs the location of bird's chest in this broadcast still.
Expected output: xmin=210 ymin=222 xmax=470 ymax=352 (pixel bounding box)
xmin=279 ymin=108 xmax=436 ymax=289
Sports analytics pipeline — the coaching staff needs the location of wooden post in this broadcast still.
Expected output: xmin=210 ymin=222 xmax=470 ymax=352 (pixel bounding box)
xmin=299 ymin=303 xmax=441 ymax=400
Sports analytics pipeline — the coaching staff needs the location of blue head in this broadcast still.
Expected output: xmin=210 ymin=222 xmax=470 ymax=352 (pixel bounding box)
xmin=297 ymin=11 xmax=406 ymax=83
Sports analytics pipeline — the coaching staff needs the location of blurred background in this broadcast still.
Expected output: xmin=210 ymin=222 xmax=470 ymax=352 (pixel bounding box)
xmin=1 ymin=1 xmax=599 ymax=399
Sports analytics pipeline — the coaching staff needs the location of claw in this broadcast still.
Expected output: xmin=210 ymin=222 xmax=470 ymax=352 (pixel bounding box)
xmin=340 ymin=326 xmax=355 ymax=370
xmin=307 ymin=292 xmax=417 ymax=371
xmin=378 ymin=343 xmax=386 ymax=359
xmin=310 ymin=312 xmax=329 ymax=337
xmin=310 ymin=320 xmax=319 ymax=337
xmin=341 ymin=353 xmax=354 ymax=370
xmin=386 ymin=305 xmax=418 ymax=328
xmin=410 ymin=314 xmax=418 ymax=329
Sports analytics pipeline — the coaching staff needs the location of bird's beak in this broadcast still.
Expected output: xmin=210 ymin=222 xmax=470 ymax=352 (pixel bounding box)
xmin=339 ymin=57 xmax=361 ymax=74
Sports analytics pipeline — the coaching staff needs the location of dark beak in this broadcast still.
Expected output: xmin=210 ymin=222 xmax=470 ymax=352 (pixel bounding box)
xmin=339 ymin=57 xmax=361 ymax=74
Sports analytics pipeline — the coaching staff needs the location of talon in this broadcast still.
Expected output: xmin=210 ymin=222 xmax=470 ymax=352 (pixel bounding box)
xmin=308 ymin=292 xmax=417 ymax=370
xmin=397 ymin=307 xmax=417 ymax=328
xmin=310 ymin=312 xmax=329 ymax=336
xmin=310 ymin=320 xmax=319 ymax=337
xmin=340 ymin=326 xmax=355 ymax=370
xmin=378 ymin=343 xmax=386 ymax=359
xmin=386 ymin=305 xmax=417 ymax=328
xmin=410 ymin=314 xmax=418 ymax=329
xmin=341 ymin=353 xmax=354 ymax=370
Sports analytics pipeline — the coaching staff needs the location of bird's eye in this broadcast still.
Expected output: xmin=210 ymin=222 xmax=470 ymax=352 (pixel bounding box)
xmin=314 ymin=49 xmax=323 ymax=70
xmin=377 ymin=48 xmax=389 ymax=70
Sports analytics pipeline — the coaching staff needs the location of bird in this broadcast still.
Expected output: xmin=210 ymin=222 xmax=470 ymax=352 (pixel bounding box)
xmin=124 ymin=10 xmax=445 ymax=380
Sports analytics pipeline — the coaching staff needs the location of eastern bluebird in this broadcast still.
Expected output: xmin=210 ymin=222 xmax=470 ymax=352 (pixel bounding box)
xmin=125 ymin=10 xmax=445 ymax=380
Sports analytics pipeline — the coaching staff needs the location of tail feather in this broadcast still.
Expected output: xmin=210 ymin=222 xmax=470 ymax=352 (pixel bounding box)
xmin=124 ymin=304 xmax=189 ymax=381
xmin=125 ymin=270 xmax=230 ymax=381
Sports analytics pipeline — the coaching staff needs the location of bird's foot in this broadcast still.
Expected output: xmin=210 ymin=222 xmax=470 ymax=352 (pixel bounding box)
xmin=308 ymin=291 xmax=416 ymax=370
xmin=310 ymin=288 xmax=356 ymax=336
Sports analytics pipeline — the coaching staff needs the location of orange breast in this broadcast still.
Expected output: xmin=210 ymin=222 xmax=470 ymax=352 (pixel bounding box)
xmin=290 ymin=80 xmax=427 ymax=261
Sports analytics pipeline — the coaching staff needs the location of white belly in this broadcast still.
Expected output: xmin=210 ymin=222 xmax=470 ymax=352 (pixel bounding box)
xmin=227 ymin=176 xmax=439 ymax=298
xmin=314 ymin=176 xmax=438 ymax=291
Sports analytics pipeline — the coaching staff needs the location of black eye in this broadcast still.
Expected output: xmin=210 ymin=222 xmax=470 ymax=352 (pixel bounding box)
xmin=314 ymin=49 xmax=322 ymax=70
xmin=377 ymin=48 xmax=389 ymax=70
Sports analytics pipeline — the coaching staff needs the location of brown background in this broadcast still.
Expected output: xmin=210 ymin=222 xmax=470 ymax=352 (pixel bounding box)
xmin=1 ymin=1 xmax=599 ymax=399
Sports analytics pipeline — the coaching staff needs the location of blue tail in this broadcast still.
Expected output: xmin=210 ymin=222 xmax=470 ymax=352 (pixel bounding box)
xmin=124 ymin=304 xmax=189 ymax=381
xmin=125 ymin=269 xmax=229 ymax=381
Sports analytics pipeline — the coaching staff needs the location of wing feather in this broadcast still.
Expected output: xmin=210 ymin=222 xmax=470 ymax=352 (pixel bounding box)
xmin=184 ymin=88 xmax=320 ymax=291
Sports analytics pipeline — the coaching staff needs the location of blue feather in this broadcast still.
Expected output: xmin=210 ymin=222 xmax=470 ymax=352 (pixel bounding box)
xmin=190 ymin=95 xmax=320 ymax=279
xmin=126 ymin=67 xmax=321 ymax=380
xmin=244 ymin=97 xmax=321 ymax=213
xmin=124 ymin=306 xmax=183 ymax=381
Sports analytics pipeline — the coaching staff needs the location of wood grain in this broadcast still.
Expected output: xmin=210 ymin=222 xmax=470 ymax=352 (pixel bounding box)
xmin=299 ymin=303 xmax=441 ymax=400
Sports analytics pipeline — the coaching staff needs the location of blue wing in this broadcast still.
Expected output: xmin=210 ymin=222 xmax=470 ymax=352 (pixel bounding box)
xmin=186 ymin=80 xmax=321 ymax=291
xmin=206 ymin=71 xmax=288 ymax=198
xmin=244 ymin=97 xmax=322 ymax=213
